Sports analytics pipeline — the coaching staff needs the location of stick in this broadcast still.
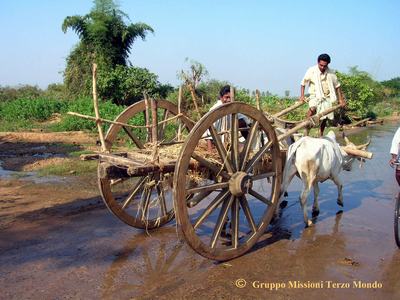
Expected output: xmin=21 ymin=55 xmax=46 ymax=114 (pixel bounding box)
xmin=278 ymin=104 xmax=341 ymax=142
xmin=144 ymin=93 xmax=151 ymax=142
xmin=177 ymin=86 xmax=182 ymax=141
xmin=350 ymin=117 xmax=370 ymax=127
xmin=255 ymin=89 xmax=261 ymax=110
xmin=92 ymin=63 xmax=106 ymax=152
xmin=67 ymin=112 xmax=148 ymax=129
xmin=273 ymin=101 xmax=305 ymax=118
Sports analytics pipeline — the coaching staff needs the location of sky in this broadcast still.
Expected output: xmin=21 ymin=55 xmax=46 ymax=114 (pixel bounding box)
xmin=0 ymin=0 xmax=399 ymax=96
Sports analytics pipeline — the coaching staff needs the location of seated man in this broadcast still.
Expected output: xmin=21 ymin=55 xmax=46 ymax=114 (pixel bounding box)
xmin=206 ymin=85 xmax=249 ymax=151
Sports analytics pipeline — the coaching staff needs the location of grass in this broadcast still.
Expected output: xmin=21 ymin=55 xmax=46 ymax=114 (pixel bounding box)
xmin=37 ymin=159 xmax=98 ymax=177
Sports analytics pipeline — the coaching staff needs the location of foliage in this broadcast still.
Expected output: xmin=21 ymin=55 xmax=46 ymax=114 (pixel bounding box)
xmin=0 ymin=85 xmax=43 ymax=102
xmin=381 ymin=77 xmax=400 ymax=97
xmin=44 ymin=83 xmax=69 ymax=101
xmin=178 ymin=58 xmax=209 ymax=89
xmin=0 ymin=98 xmax=67 ymax=122
xmin=336 ymin=68 xmax=377 ymax=117
xmin=62 ymin=0 xmax=154 ymax=98
xmin=97 ymin=65 xmax=169 ymax=105
xmin=55 ymin=97 xmax=125 ymax=132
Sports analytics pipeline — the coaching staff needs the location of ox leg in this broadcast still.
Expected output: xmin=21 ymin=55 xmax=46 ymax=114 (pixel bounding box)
xmin=300 ymin=182 xmax=313 ymax=227
xmin=276 ymin=165 xmax=298 ymax=219
xmin=312 ymin=182 xmax=320 ymax=217
xmin=332 ymin=176 xmax=344 ymax=207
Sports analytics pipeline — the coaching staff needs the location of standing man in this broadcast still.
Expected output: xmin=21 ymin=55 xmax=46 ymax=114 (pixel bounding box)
xmin=389 ymin=126 xmax=400 ymax=185
xmin=299 ymin=53 xmax=346 ymax=136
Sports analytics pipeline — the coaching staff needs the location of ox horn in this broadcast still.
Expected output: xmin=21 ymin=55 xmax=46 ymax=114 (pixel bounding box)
xmin=355 ymin=138 xmax=371 ymax=150
xmin=344 ymin=136 xmax=352 ymax=146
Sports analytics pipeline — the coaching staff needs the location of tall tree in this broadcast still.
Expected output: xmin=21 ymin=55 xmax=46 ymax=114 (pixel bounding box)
xmin=179 ymin=58 xmax=208 ymax=117
xmin=62 ymin=0 xmax=153 ymax=98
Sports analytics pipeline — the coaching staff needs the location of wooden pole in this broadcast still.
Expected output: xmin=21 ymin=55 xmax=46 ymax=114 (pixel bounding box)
xmin=278 ymin=104 xmax=341 ymax=142
xmin=151 ymin=98 xmax=158 ymax=144
xmin=67 ymin=112 xmax=147 ymax=128
xmin=92 ymin=63 xmax=106 ymax=152
xmin=230 ymin=86 xmax=235 ymax=102
xmin=177 ymin=86 xmax=183 ymax=141
xmin=255 ymin=89 xmax=261 ymax=110
xmin=273 ymin=101 xmax=305 ymax=118
xmin=350 ymin=117 xmax=370 ymax=127
xmin=144 ymin=93 xmax=151 ymax=142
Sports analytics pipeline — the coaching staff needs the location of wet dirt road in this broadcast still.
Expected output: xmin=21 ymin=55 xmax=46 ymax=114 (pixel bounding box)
xmin=1 ymin=123 xmax=400 ymax=299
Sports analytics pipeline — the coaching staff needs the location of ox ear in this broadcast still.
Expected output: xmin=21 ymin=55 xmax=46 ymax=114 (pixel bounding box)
xmin=326 ymin=130 xmax=336 ymax=141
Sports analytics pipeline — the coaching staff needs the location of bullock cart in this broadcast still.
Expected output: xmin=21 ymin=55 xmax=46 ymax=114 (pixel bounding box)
xmin=70 ymin=66 xmax=371 ymax=260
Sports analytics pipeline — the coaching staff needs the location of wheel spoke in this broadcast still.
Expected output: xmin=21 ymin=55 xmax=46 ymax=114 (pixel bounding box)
xmin=239 ymin=196 xmax=257 ymax=233
xmin=209 ymin=125 xmax=234 ymax=174
xmin=231 ymin=113 xmax=239 ymax=172
xmin=158 ymin=109 xmax=169 ymax=140
xmin=187 ymin=182 xmax=229 ymax=195
xmin=156 ymin=183 xmax=167 ymax=216
xmin=252 ymin=172 xmax=276 ymax=181
xmin=240 ymin=121 xmax=259 ymax=171
xmin=248 ymin=188 xmax=273 ymax=206
xmin=244 ymin=141 xmax=273 ymax=173
xmin=121 ymin=176 xmax=147 ymax=210
xmin=210 ymin=195 xmax=234 ymax=249
xmin=187 ymin=191 xmax=212 ymax=208
xmin=140 ymin=183 xmax=153 ymax=220
xmin=193 ymin=190 xmax=230 ymax=229
xmin=122 ymin=126 xmax=144 ymax=149
xmin=231 ymin=197 xmax=240 ymax=249
xmin=191 ymin=153 xmax=230 ymax=180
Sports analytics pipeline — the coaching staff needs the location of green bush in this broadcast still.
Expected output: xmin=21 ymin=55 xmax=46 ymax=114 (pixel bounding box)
xmin=0 ymin=85 xmax=44 ymax=102
xmin=0 ymin=98 xmax=67 ymax=122
xmin=55 ymin=97 xmax=126 ymax=132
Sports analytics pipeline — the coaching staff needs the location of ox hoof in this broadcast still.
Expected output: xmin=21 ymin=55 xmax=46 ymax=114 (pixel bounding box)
xmin=284 ymin=191 xmax=288 ymax=197
xmin=271 ymin=213 xmax=279 ymax=224
xmin=305 ymin=220 xmax=313 ymax=227
xmin=337 ymin=200 xmax=344 ymax=207
xmin=280 ymin=200 xmax=288 ymax=209
xmin=312 ymin=209 xmax=320 ymax=218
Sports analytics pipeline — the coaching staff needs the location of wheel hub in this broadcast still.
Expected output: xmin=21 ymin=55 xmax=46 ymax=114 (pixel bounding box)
xmin=229 ymin=172 xmax=252 ymax=196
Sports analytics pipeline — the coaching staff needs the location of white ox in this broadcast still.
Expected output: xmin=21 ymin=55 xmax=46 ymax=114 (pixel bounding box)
xmin=278 ymin=131 xmax=355 ymax=227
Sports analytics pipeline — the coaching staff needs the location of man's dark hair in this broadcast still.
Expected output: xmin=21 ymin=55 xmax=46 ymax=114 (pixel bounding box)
xmin=318 ymin=53 xmax=331 ymax=64
xmin=219 ymin=85 xmax=231 ymax=97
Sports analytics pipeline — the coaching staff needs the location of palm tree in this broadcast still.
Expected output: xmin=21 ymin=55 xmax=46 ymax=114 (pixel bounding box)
xmin=62 ymin=0 xmax=153 ymax=97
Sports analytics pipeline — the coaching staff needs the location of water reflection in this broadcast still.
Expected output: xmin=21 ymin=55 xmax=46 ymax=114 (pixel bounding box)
xmin=101 ymin=227 xmax=209 ymax=299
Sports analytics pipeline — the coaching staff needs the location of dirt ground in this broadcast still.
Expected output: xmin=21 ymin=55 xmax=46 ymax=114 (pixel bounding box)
xmin=1 ymin=126 xmax=400 ymax=299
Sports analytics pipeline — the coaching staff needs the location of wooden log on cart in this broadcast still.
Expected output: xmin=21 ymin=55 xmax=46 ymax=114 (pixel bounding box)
xmin=272 ymin=101 xmax=305 ymax=118
xmin=274 ymin=104 xmax=374 ymax=159
xmin=352 ymin=117 xmax=371 ymax=127
xmin=367 ymin=119 xmax=384 ymax=125
xmin=277 ymin=104 xmax=342 ymax=142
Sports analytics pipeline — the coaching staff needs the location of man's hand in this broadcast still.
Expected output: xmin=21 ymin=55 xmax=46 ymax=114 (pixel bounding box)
xmin=390 ymin=154 xmax=398 ymax=167
xmin=299 ymin=95 xmax=305 ymax=103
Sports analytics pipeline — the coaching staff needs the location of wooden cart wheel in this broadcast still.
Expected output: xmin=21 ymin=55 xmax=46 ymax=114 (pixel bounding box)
xmin=173 ymin=102 xmax=282 ymax=260
xmin=99 ymin=99 xmax=194 ymax=229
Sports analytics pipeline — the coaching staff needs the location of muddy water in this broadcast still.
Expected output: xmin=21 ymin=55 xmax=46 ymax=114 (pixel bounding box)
xmin=1 ymin=122 xmax=400 ymax=299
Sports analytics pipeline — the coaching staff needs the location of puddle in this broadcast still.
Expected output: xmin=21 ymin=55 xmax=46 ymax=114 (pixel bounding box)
xmin=0 ymin=160 xmax=72 ymax=184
